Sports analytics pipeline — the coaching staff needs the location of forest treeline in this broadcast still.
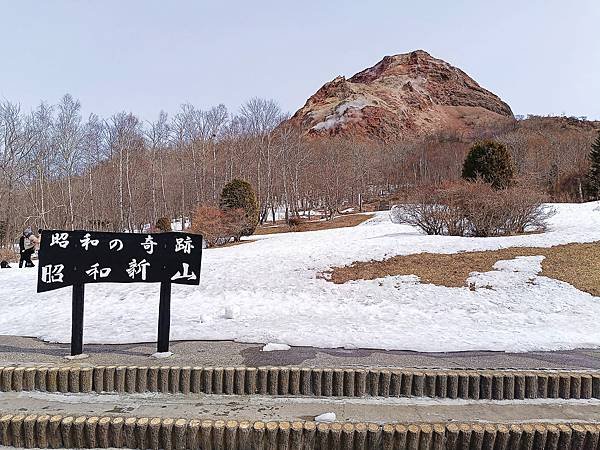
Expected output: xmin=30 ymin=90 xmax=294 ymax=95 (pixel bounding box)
xmin=0 ymin=94 xmax=598 ymax=246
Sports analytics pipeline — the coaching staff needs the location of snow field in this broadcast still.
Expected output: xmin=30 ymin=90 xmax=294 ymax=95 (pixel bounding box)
xmin=0 ymin=202 xmax=599 ymax=352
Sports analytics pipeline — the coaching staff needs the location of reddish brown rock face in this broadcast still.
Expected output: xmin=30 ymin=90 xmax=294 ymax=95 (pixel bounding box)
xmin=286 ymin=50 xmax=514 ymax=140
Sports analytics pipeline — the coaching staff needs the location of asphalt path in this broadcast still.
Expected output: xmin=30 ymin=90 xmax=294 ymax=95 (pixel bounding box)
xmin=1 ymin=336 xmax=599 ymax=370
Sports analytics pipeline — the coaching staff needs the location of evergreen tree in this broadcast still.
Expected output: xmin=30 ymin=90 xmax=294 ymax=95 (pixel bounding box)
xmin=219 ymin=179 xmax=259 ymax=236
xmin=462 ymin=140 xmax=515 ymax=189
xmin=587 ymin=132 xmax=600 ymax=200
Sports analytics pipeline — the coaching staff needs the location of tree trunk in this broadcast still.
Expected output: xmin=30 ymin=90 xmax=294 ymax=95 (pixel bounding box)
xmin=67 ymin=173 xmax=75 ymax=230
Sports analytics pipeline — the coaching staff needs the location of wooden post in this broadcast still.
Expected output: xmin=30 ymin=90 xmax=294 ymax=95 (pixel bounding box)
xmin=71 ymin=284 xmax=85 ymax=356
xmin=157 ymin=282 xmax=172 ymax=353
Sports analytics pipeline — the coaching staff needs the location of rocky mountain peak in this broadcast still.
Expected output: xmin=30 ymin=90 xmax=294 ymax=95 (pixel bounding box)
xmin=286 ymin=50 xmax=514 ymax=140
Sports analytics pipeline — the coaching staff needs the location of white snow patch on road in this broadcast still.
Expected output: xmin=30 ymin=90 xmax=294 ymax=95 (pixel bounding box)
xmin=1 ymin=203 xmax=600 ymax=352
xmin=64 ymin=353 xmax=89 ymax=360
xmin=262 ymin=343 xmax=291 ymax=352
xmin=315 ymin=412 xmax=337 ymax=422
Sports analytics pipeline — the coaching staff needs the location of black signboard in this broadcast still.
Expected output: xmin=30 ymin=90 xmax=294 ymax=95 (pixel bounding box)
xmin=38 ymin=230 xmax=202 ymax=292
xmin=37 ymin=230 xmax=203 ymax=356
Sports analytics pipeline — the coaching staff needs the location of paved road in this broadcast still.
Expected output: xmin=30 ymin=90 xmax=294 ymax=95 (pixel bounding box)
xmin=1 ymin=336 xmax=600 ymax=370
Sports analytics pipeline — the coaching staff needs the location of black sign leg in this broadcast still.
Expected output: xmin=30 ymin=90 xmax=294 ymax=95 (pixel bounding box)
xmin=71 ymin=284 xmax=85 ymax=356
xmin=157 ymin=282 xmax=172 ymax=353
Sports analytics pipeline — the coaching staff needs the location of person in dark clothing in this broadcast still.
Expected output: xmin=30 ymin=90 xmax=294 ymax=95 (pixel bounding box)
xmin=18 ymin=228 xmax=37 ymax=268
xmin=18 ymin=234 xmax=26 ymax=267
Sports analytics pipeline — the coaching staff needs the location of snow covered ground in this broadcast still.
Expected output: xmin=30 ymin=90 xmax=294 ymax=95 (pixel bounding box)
xmin=1 ymin=202 xmax=600 ymax=352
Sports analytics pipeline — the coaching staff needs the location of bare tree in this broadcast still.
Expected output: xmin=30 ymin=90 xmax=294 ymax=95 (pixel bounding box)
xmin=145 ymin=111 xmax=170 ymax=222
xmin=2 ymin=93 xmax=596 ymax=253
xmin=81 ymin=113 xmax=105 ymax=227
xmin=205 ymin=104 xmax=228 ymax=201
xmin=24 ymin=102 xmax=55 ymax=228
xmin=53 ymin=94 xmax=84 ymax=230
xmin=106 ymin=112 xmax=143 ymax=231
xmin=239 ymin=98 xmax=286 ymax=222
xmin=0 ymin=101 xmax=37 ymax=242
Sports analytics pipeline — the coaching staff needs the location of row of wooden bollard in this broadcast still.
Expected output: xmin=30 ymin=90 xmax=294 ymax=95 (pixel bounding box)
xmin=1 ymin=365 xmax=599 ymax=399
xmin=1 ymin=415 xmax=598 ymax=450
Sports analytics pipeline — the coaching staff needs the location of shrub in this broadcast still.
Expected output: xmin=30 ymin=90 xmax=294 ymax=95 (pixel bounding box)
xmin=191 ymin=206 xmax=246 ymax=247
xmin=287 ymin=216 xmax=303 ymax=229
xmin=191 ymin=207 xmax=223 ymax=247
xmin=391 ymin=181 xmax=554 ymax=237
xmin=587 ymin=131 xmax=600 ymax=200
xmin=223 ymin=208 xmax=247 ymax=242
xmin=462 ymin=141 xmax=515 ymax=189
xmin=390 ymin=186 xmax=465 ymax=236
xmin=450 ymin=182 xmax=551 ymax=237
xmin=0 ymin=247 xmax=16 ymax=263
xmin=155 ymin=217 xmax=172 ymax=232
xmin=555 ymin=171 xmax=586 ymax=202
xmin=219 ymin=179 xmax=259 ymax=236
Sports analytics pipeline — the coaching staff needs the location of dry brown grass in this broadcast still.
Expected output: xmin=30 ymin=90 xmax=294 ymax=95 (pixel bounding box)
xmin=329 ymin=241 xmax=600 ymax=297
xmin=254 ymin=213 xmax=375 ymax=235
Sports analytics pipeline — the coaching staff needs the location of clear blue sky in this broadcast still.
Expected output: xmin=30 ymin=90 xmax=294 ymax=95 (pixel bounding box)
xmin=1 ymin=0 xmax=598 ymax=120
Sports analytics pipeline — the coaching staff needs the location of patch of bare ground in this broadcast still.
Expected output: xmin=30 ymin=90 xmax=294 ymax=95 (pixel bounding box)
xmin=328 ymin=241 xmax=600 ymax=297
xmin=254 ymin=213 xmax=375 ymax=235
xmin=220 ymin=240 xmax=252 ymax=248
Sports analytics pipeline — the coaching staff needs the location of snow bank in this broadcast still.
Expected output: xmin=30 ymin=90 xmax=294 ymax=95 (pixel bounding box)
xmin=1 ymin=202 xmax=599 ymax=352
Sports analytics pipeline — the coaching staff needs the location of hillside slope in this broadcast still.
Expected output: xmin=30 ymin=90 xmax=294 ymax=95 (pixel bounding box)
xmin=287 ymin=50 xmax=515 ymax=140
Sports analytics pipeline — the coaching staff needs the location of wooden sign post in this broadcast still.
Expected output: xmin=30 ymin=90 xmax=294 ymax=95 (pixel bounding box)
xmin=37 ymin=230 xmax=203 ymax=356
xmin=157 ymin=282 xmax=172 ymax=353
xmin=71 ymin=284 xmax=85 ymax=356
